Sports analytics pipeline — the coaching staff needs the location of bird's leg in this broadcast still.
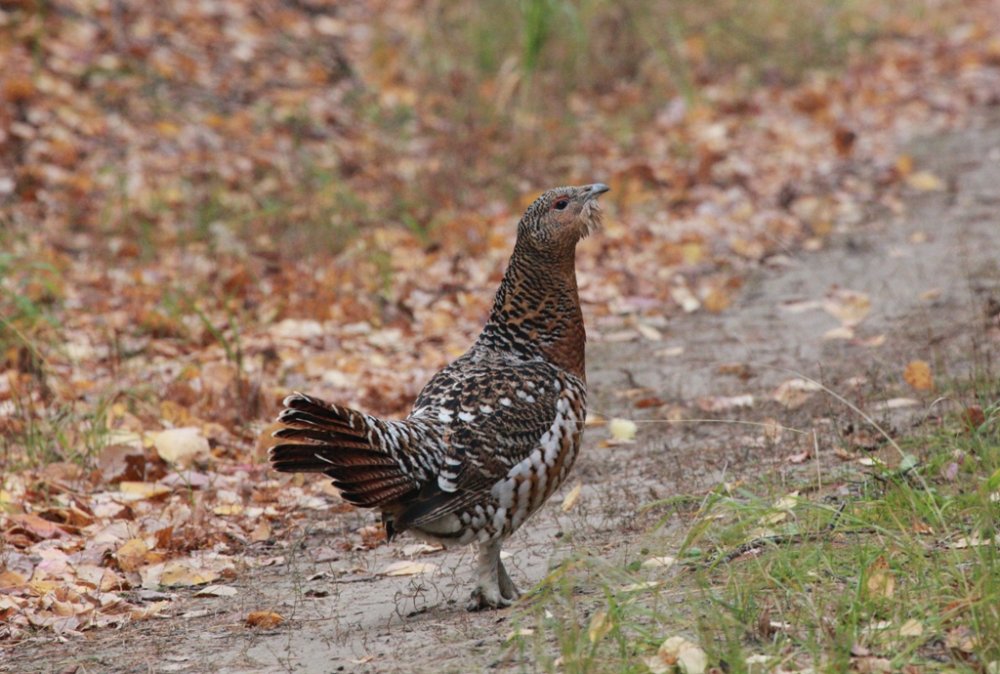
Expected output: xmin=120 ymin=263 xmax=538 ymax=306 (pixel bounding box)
xmin=467 ymin=539 xmax=516 ymax=610
xmin=498 ymin=557 xmax=520 ymax=602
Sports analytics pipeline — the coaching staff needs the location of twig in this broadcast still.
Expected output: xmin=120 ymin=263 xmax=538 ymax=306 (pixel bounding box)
xmin=696 ymin=503 xmax=876 ymax=567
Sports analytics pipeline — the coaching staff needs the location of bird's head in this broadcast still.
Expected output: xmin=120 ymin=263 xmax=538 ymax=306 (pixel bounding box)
xmin=516 ymin=183 xmax=610 ymax=256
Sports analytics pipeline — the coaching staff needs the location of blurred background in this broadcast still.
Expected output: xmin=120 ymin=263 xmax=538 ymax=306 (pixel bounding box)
xmin=1 ymin=0 xmax=998 ymax=457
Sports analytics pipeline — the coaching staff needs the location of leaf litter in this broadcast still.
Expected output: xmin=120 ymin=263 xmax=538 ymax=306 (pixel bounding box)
xmin=2 ymin=0 xmax=1000 ymax=647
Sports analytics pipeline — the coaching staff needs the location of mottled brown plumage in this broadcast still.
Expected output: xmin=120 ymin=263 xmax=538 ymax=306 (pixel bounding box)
xmin=269 ymin=183 xmax=608 ymax=609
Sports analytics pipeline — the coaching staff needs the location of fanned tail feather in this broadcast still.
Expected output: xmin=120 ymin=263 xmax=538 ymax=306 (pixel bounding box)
xmin=269 ymin=392 xmax=418 ymax=508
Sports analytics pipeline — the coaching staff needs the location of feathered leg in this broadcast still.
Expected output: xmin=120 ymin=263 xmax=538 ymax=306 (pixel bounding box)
xmin=467 ymin=538 xmax=519 ymax=610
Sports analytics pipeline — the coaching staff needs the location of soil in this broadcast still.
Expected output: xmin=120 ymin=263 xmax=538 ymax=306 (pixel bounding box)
xmin=3 ymin=117 xmax=999 ymax=674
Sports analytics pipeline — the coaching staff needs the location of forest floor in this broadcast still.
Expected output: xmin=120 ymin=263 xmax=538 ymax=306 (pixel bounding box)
xmin=3 ymin=110 xmax=997 ymax=674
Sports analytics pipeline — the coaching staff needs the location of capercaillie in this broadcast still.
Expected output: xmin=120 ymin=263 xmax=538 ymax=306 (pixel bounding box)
xmin=269 ymin=183 xmax=609 ymax=609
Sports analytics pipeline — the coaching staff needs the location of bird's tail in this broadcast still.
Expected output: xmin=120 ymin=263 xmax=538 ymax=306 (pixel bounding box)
xmin=269 ymin=392 xmax=418 ymax=508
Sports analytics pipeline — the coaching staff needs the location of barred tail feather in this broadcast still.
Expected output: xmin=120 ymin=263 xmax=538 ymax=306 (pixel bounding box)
xmin=269 ymin=392 xmax=418 ymax=508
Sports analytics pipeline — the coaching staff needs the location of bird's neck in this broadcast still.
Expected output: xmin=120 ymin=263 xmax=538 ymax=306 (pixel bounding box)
xmin=476 ymin=240 xmax=586 ymax=380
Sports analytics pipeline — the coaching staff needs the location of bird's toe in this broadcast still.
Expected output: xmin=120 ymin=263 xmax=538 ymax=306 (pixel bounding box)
xmin=467 ymin=586 xmax=512 ymax=611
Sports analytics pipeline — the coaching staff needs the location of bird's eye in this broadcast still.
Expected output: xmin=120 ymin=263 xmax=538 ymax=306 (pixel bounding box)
xmin=553 ymin=199 xmax=570 ymax=210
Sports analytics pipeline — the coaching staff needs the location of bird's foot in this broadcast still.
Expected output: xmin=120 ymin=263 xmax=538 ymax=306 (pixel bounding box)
xmin=466 ymin=585 xmax=513 ymax=611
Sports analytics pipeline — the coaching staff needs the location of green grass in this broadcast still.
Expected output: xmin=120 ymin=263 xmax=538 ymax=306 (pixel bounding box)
xmin=510 ymin=392 xmax=1000 ymax=672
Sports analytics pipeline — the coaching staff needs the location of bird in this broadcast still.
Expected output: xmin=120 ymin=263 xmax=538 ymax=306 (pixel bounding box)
xmin=269 ymin=183 xmax=609 ymax=609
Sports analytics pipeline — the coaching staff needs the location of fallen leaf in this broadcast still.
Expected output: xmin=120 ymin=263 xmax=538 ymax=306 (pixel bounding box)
xmin=873 ymin=398 xmax=920 ymax=410
xmin=772 ymin=378 xmax=822 ymax=408
xmin=866 ymin=556 xmax=895 ymax=599
xmin=636 ymin=322 xmax=663 ymax=341
xmin=118 ymin=481 xmax=172 ymax=501
xmin=0 ymin=570 xmax=27 ymax=590
xmin=670 ymin=285 xmax=700 ymax=313
xmin=903 ymin=360 xmax=933 ymax=391
xmin=153 ymin=427 xmax=210 ymax=466
xmin=4 ymin=513 xmax=68 ymax=541
xmin=641 ymin=556 xmax=677 ymax=569
xmin=963 ymin=404 xmax=985 ymax=430
xmin=608 ymin=418 xmax=638 ymax=443
xmin=906 ymin=170 xmax=945 ymax=191
xmin=380 ymin=561 xmax=437 ymax=576
xmin=646 ymin=635 xmax=708 ymax=674
xmin=948 ymin=534 xmax=1000 ymax=549
xmin=246 ymin=611 xmax=284 ymax=629
xmin=899 ymin=618 xmax=924 ymax=637
xmin=588 ymin=609 xmax=612 ymax=643
xmin=401 ymin=543 xmax=442 ymax=556
xmin=160 ymin=564 xmax=220 ymax=588
xmin=945 ymin=625 xmax=978 ymax=652
xmin=505 ymin=627 xmax=534 ymax=640
xmin=823 ymin=325 xmax=855 ymax=340
xmin=250 ymin=519 xmax=272 ymax=543
xmin=696 ymin=394 xmax=754 ymax=412
xmin=561 ymin=483 xmax=583 ymax=512
xmin=823 ymin=288 xmax=871 ymax=327
xmin=116 ymin=538 xmax=150 ymax=573
xmin=194 ymin=585 xmax=238 ymax=597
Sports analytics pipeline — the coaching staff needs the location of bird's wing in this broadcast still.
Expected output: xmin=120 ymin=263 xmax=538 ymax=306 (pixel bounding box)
xmin=395 ymin=357 xmax=582 ymax=530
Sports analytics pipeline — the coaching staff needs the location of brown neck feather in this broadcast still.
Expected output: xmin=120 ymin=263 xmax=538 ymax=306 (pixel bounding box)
xmin=477 ymin=240 xmax=586 ymax=380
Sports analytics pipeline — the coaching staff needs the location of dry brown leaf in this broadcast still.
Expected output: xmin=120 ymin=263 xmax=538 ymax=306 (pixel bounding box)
xmin=0 ymin=570 xmax=27 ymax=590
xmin=246 ymin=611 xmax=284 ymax=629
xmin=772 ymin=378 xmax=822 ymax=408
xmin=250 ymin=519 xmax=272 ymax=543
xmin=865 ymin=556 xmax=895 ymax=599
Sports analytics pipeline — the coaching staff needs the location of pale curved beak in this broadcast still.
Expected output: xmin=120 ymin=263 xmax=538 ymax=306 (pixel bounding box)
xmin=586 ymin=183 xmax=610 ymax=198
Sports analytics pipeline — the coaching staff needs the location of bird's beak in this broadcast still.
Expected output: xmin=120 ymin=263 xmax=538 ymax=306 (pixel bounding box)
xmin=586 ymin=183 xmax=610 ymax=199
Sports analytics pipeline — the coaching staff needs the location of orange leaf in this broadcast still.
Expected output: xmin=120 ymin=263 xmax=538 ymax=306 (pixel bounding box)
xmin=246 ymin=611 xmax=284 ymax=629
xmin=903 ymin=360 xmax=933 ymax=391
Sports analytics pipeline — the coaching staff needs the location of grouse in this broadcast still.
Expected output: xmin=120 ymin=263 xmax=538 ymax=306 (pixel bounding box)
xmin=269 ymin=183 xmax=609 ymax=609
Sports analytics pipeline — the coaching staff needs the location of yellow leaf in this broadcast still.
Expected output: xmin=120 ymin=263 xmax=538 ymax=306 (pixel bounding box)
xmin=561 ymin=483 xmax=583 ymax=512
xmin=903 ymin=360 xmax=933 ymax=391
xmin=118 ymin=482 xmax=171 ymax=500
xmin=116 ymin=538 xmax=150 ymax=572
xmin=866 ymin=556 xmax=895 ymax=599
xmin=608 ymin=418 xmax=637 ymax=443
xmin=588 ymin=609 xmax=613 ymax=643
xmin=213 ymin=504 xmax=244 ymax=516
xmin=899 ymin=618 xmax=924 ymax=637
xmin=906 ymin=171 xmax=945 ymax=191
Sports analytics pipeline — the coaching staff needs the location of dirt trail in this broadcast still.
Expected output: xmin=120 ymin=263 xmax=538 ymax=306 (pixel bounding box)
xmin=4 ymin=120 xmax=999 ymax=674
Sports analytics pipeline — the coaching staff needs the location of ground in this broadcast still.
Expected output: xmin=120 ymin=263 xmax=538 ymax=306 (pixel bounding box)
xmin=3 ymin=109 xmax=997 ymax=673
